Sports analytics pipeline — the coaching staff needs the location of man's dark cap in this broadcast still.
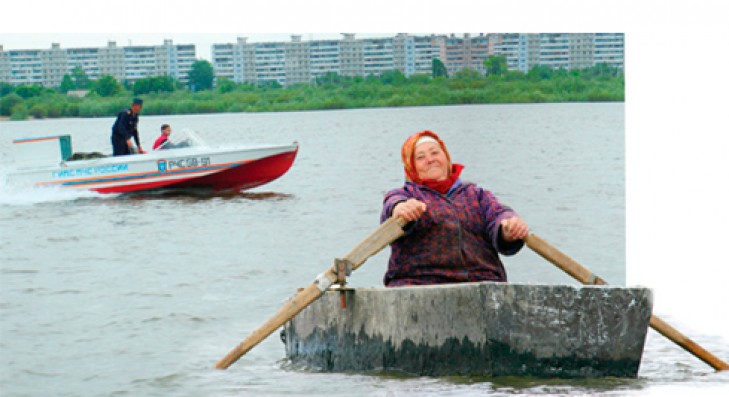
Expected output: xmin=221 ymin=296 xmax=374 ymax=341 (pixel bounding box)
xmin=132 ymin=98 xmax=144 ymax=105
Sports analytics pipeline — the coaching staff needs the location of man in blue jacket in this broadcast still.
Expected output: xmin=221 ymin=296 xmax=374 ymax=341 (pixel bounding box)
xmin=111 ymin=98 xmax=145 ymax=156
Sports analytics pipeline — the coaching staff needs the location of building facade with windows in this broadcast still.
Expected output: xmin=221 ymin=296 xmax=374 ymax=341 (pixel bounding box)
xmin=487 ymin=33 xmax=624 ymax=73
xmin=211 ymin=34 xmax=443 ymax=86
xmin=436 ymin=33 xmax=491 ymax=74
xmin=593 ymin=33 xmax=625 ymax=68
xmin=2 ymin=33 xmax=624 ymax=88
xmin=0 ymin=47 xmax=44 ymax=86
xmin=0 ymin=40 xmax=196 ymax=87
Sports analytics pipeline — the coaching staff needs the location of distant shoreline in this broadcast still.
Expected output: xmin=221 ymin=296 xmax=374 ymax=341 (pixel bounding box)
xmin=1 ymin=66 xmax=624 ymax=121
xmin=0 ymin=100 xmax=627 ymax=123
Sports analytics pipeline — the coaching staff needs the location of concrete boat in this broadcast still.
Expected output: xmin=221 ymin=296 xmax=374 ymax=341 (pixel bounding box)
xmin=6 ymin=130 xmax=298 ymax=194
xmin=282 ymin=281 xmax=653 ymax=378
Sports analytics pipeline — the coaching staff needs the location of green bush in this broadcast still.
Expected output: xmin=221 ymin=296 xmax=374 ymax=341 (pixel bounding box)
xmin=144 ymin=100 xmax=175 ymax=115
xmin=65 ymin=103 xmax=80 ymax=117
xmin=78 ymin=102 xmax=107 ymax=117
xmin=10 ymin=103 xmax=29 ymax=120
xmin=0 ymin=93 xmax=23 ymax=116
xmin=29 ymin=103 xmax=47 ymax=119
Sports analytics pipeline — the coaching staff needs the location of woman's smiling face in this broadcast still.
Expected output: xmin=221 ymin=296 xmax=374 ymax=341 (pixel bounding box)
xmin=414 ymin=141 xmax=449 ymax=181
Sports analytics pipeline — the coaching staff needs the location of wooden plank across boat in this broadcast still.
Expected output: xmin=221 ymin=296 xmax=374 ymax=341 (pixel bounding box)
xmin=281 ymin=281 xmax=653 ymax=378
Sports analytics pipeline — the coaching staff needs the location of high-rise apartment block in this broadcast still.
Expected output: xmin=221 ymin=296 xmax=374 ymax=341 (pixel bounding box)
xmin=486 ymin=33 xmax=624 ymax=73
xmin=1 ymin=33 xmax=623 ymax=88
xmin=0 ymin=40 xmax=196 ymax=87
xmin=212 ymin=33 xmax=623 ymax=86
xmin=212 ymin=34 xmax=444 ymax=86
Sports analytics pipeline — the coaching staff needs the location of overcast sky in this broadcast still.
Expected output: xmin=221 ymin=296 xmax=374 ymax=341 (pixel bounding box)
xmin=3 ymin=0 xmax=729 ymax=340
xmin=0 ymin=0 xmax=670 ymax=59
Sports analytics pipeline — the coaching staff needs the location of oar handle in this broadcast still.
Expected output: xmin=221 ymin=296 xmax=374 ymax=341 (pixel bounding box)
xmin=524 ymin=233 xmax=729 ymax=371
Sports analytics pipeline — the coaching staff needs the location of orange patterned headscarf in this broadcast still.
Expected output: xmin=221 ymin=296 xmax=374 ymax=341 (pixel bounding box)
xmin=401 ymin=130 xmax=464 ymax=193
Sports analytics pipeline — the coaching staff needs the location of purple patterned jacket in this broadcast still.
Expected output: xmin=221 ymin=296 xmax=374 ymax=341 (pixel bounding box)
xmin=380 ymin=180 xmax=523 ymax=287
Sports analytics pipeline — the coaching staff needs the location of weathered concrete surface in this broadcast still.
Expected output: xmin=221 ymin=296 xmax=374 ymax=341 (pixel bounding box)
xmin=282 ymin=282 xmax=653 ymax=378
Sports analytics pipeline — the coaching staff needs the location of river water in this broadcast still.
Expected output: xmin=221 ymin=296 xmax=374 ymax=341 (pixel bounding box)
xmin=1 ymin=103 xmax=727 ymax=396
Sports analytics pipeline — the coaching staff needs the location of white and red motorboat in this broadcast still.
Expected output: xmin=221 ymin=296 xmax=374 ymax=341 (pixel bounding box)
xmin=6 ymin=131 xmax=299 ymax=194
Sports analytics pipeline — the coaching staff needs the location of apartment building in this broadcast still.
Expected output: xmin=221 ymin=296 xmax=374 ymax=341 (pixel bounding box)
xmin=436 ymin=33 xmax=490 ymax=74
xmin=0 ymin=40 xmax=196 ymax=87
xmin=308 ymin=39 xmax=340 ymax=81
xmin=2 ymin=33 xmax=624 ymax=88
xmin=212 ymin=34 xmax=442 ymax=86
xmin=338 ymin=33 xmax=362 ymax=78
xmin=488 ymin=33 xmax=540 ymax=73
xmin=285 ymin=35 xmax=311 ymax=85
xmin=0 ymin=47 xmax=44 ymax=86
xmin=488 ymin=33 xmax=624 ymax=73
xmin=593 ymin=33 xmax=625 ymax=68
xmin=411 ymin=35 xmax=442 ymax=75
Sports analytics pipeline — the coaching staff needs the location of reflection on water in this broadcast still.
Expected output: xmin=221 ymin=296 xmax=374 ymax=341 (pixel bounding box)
xmin=461 ymin=375 xmax=648 ymax=394
xmin=121 ymin=188 xmax=295 ymax=202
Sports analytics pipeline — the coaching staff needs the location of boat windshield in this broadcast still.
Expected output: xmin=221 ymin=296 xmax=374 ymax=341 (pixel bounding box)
xmin=155 ymin=129 xmax=207 ymax=150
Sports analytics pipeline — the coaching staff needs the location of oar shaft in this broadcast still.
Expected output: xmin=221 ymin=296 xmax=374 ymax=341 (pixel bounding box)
xmin=649 ymin=315 xmax=729 ymax=371
xmin=215 ymin=283 xmax=326 ymax=369
xmin=523 ymin=233 xmax=606 ymax=285
xmin=524 ymin=233 xmax=729 ymax=371
xmin=215 ymin=217 xmax=407 ymax=370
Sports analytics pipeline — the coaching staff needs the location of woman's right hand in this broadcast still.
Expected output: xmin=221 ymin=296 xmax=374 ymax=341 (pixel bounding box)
xmin=393 ymin=199 xmax=427 ymax=222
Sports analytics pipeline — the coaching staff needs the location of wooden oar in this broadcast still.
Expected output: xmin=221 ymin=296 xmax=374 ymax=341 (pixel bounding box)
xmin=524 ymin=232 xmax=729 ymax=371
xmin=215 ymin=216 xmax=408 ymax=369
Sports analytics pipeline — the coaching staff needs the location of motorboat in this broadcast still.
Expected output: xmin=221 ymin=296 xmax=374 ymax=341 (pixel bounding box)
xmin=6 ymin=130 xmax=298 ymax=194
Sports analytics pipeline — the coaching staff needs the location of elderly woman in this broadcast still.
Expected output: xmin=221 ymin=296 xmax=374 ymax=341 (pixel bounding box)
xmin=381 ymin=130 xmax=529 ymax=287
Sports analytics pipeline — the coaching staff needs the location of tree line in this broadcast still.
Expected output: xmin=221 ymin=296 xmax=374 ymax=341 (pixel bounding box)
xmin=1 ymin=57 xmax=623 ymax=120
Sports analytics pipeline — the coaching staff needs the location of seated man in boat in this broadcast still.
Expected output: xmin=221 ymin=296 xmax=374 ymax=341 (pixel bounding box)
xmin=381 ymin=130 xmax=529 ymax=287
xmin=153 ymin=124 xmax=173 ymax=150
xmin=111 ymin=98 xmax=145 ymax=155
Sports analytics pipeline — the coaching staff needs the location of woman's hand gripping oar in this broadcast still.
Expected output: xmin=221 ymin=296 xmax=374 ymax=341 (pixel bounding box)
xmin=214 ymin=216 xmax=408 ymax=370
xmin=524 ymin=232 xmax=729 ymax=371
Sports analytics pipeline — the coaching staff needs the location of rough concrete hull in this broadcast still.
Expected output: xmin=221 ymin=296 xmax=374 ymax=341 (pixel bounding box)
xmin=282 ymin=282 xmax=652 ymax=378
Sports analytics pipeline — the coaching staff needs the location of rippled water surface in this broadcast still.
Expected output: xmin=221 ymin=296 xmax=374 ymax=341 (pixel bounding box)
xmin=1 ymin=103 xmax=727 ymax=396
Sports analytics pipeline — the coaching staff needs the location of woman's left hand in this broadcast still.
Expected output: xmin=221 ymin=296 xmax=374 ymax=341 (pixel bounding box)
xmin=500 ymin=216 xmax=529 ymax=242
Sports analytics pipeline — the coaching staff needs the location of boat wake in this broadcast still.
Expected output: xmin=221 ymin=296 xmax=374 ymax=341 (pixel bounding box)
xmin=0 ymin=167 xmax=108 ymax=206
xmin=1 ymin=165 xmax=294 ymax=204
xmin=121 ymin=188 xmax=294 ymax=201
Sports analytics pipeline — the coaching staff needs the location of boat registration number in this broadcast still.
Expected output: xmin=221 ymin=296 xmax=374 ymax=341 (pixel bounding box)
xmin=166 ymin=157 xmax=211 ymax=170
